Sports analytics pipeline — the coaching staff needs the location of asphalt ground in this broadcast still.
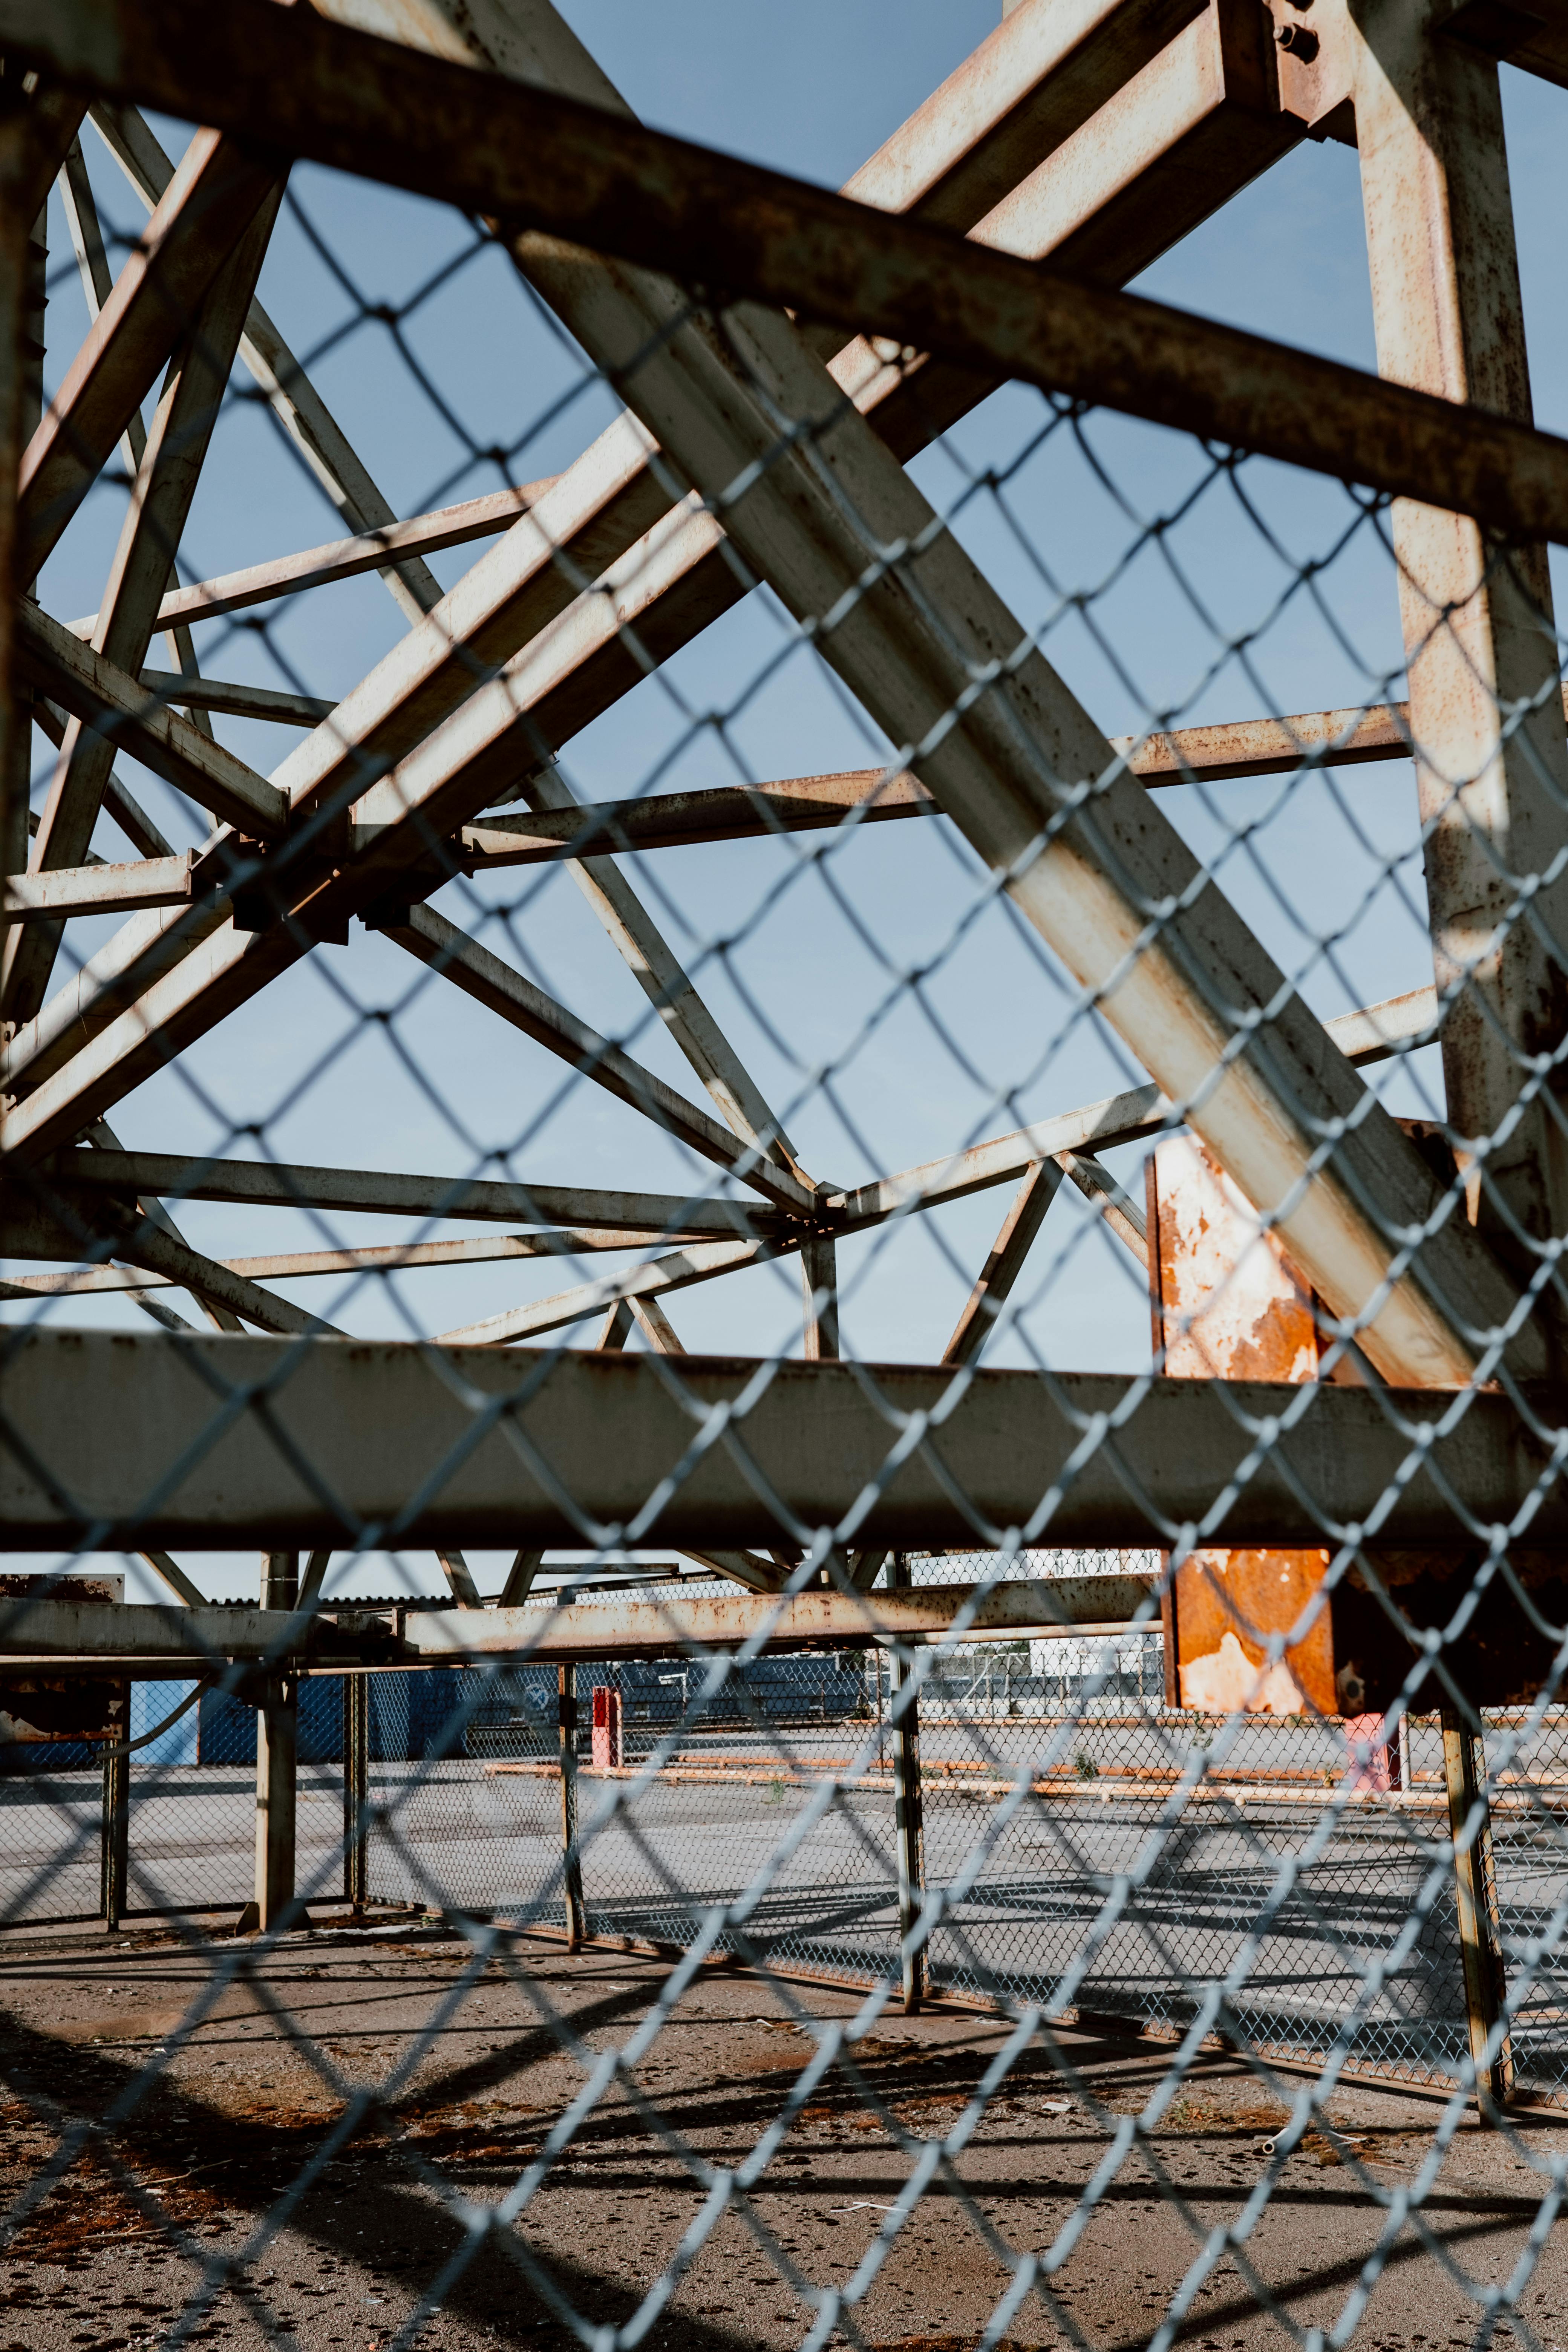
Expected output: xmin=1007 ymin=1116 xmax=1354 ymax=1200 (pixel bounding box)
xmin=5 ymin=1761 xmax=1565 ymax=2098
xmin=2 ymin=1926 xmax=1568 ymax=2352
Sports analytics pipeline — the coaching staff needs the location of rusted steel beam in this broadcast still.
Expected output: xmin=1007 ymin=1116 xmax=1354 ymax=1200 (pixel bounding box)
xmin=942 ymin=1160 xmax=1063 ymax=1366
xmin=435 ymin=1234 xmax=798 ymax=1348
xmin=486 ymin=50 xmax=1534 ymax=1381
xmin=1057 ymin=1150 xmax=1149 ymax=1266
xmin=25 ymin=1145 xmax=782 ymax=1237
xmin=14 ymin=604 xmax=288 ymax=837
xmin=0 ymin=1574 xmax=1155 ymax=1669
xmin=848 ymin=0 xmax=1211 ymax=234
xmin=16 ymin=123 xmax=280 ymax=579
xmin=70 ymin=483 xmax=560 ymax=635
xmin=456 ymin=708 xmax=1436 ymax=872
xmin=29 ymin=691 xmax=174 ymax=858
xmin=3 ymin=851 xmax=193 ymax=923
xmin=830 ymin=986 xmax=1441 ymax=1229
xmin=138 ymin=672 xmax=336 ymax=727
xmin=55 ymin=128 xmax=217 ymax=756
xmin=508 ymin=766 xmax=808 ymax=1183
xmin=15 ymin=0 xmax=1568 ymax=542
xmin=101 ymin=1211 xmax=343 ymax=1338
xmin=975 ymin=0 xmax=1302 ymax=290
xmin=386 ymin=905 xmax=816 ymax=1215
xmin=5 ymin=1328 xmax=1568 ymax=1553
xmin=0 ymin=1227 xmax=719 ymax=1291
xmin=462 ymin=771 xmax=938 ymax=867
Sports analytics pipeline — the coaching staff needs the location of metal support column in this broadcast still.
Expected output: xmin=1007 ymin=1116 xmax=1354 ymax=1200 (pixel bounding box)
xmin=888 ymin=1551 xmax=926 ymax=2015
xmin=801 ymin=1233 xmax=839 ymax=1360
xmin=558 ymin=1663 xmax=584 ymax=1949
xmin=343 ymin=1673 xmax=369 ymax=1909
xmin=0 ymin=118 xmax=41 ymax=1007
xmin=1354 ymin=0 xmax=1568 ymax=1281
xmin=1441 ymin=1703 xmax=1512 ymax=2120
xmin=100 ymin=1742 xmax=129 ymax=1932
xmin=254 ymin=1552 xmax=299 ymax=1931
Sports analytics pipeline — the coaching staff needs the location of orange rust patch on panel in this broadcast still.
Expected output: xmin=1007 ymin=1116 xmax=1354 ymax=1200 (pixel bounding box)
xmin=1173 ymin=1548 xmax=1335 ymax=1715
xmin=1150 ymin=1139 xmax=1337 ymax=1716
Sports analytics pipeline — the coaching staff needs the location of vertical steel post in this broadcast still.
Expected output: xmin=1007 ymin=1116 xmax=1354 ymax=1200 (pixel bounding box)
xmin=801 ymin=1233 xmax=839 ymax=1360
xmin=1353 ymin=0 xmax=1568 ymax=1280
xmin=255 ymin=1552 xmax=299 ymax=1931
xmin=101 ymin=1741 xmax=129 ymax=1932
xmin=888 ymin=1553 xmax=926 ymax=2015
xmin=1441 ymin=1703 xmax=1512 ymax=2120
xmin=343 ymin=1674 xmax=369 ymax=1909
xmin=558 ymin=1663 xmax=584 ymax=1949
xmin=0 ymin=112 xmax=41 ymax=1019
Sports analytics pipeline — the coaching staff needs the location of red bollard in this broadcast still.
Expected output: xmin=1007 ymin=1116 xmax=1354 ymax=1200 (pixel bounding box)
xmin=591 ymin=1686 xmax=623 ymax=1769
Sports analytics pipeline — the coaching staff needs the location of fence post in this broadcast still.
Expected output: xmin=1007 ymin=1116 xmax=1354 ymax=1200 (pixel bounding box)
xmin=888 ymin=1552 xmax=926 ymax=2015
xmin=559 ymin=1663 xmax=584 ymax=1949
xmin=254 ymin=1552 xmax=299 ymax=1931
xmin=101 ymin=1741 xmax=129 ymax=1932
xmin=1441 ymin=1703 xmax=1512 ymax=2120
xmin=343 ymin=1674 xmax=369 ymax=1909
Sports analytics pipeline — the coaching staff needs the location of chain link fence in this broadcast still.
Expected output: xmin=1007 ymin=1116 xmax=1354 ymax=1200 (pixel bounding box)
xmin=6 ymin=0 xmax=1568 ymax=2347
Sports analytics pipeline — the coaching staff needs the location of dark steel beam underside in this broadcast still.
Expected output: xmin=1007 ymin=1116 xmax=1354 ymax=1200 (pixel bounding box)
xmin=0 ymin=1329 xmax=1562 ymax=1552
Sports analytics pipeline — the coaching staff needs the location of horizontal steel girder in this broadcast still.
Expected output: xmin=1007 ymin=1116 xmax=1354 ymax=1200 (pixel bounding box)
xmin=12 ymin=0 xmax=1568 ymax=543
xmin=0 ymin=1574 xmax=1155 ymax=1671
xmin=0 ymin=1329 xmax=1561 ymax=1553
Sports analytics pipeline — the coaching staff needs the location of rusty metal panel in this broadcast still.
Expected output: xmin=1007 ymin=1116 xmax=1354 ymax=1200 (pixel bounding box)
xmin=1149 ymin=1137 xmax=1338 ymax=1713
xmin=1168 ymin=1547 xmax=1336 ymax=1715
xmin=0 ymin=1673 xmax=128 ymax=1742
xmin=0 ymin=1573 xmax=126 ymax=1740
xmin=1149 ymin=1133 xmax=1318 ymax=1382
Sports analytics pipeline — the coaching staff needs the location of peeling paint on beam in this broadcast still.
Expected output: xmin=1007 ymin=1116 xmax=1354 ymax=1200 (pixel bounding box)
xmin=0 ymin=1576 xmax=1155 ymax=1669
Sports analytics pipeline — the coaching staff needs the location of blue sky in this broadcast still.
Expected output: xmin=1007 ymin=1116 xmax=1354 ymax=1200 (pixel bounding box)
xmin=20 ymin=6 xmax=1568 ymax=1600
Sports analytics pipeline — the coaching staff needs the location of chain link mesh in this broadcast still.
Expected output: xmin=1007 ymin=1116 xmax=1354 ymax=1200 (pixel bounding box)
xmin=5 ymin=4 xmax=1568 ymax=2349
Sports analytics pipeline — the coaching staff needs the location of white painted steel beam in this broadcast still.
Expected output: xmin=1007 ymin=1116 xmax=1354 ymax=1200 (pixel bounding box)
xmin=72 ymin=484 xmax=559 ymax=635
xmin=435 ymin=1234 xmax=798 ymax=1347
xmin=0 ymin=1228 xmax=720 ymax=1294
xmin=3 ymin=853 xmax=193 ymax=922
xmin=0 ymin=1327 xmax=1562 ymax=1551
xmin=830 ymin=996 xmax=1441 ymax=1226
xmin=18 ymin=127 xmax=280 ymax=579
xmin=386 ymin=906 xmax=817 ymax=1214
xmin=88 ymin=99 xmax=449 ymax=624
